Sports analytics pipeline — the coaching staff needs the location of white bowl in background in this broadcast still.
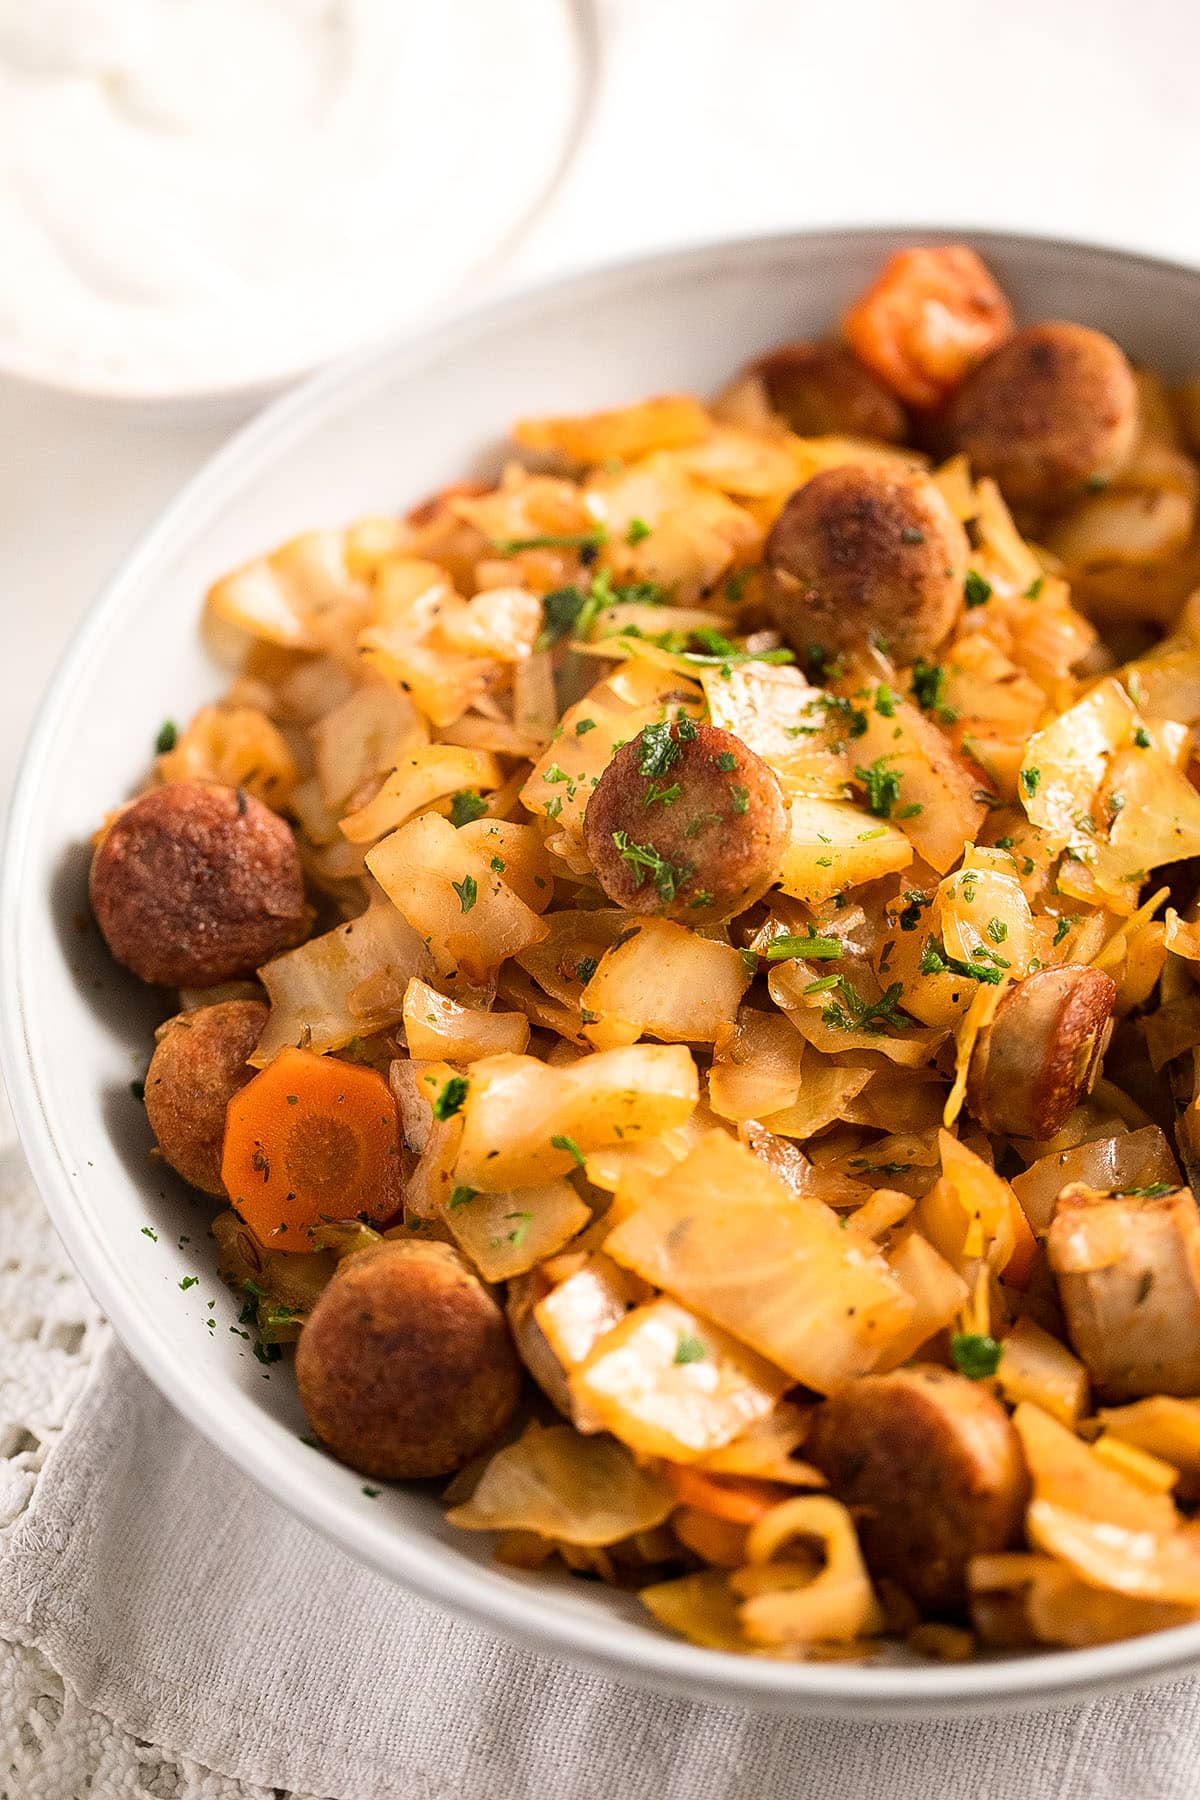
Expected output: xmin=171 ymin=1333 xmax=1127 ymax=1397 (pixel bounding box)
xmin=6 ymin=227 xmax=1200 ymax=1718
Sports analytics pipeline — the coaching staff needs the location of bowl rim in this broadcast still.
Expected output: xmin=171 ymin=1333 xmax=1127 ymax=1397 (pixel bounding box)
xmin=7 ymin=222 xmax=1200 ymax=1716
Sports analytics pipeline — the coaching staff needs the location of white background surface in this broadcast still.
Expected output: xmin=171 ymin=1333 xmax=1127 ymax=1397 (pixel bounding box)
xmin=3 ymin=0 xmax=1198 ymax=814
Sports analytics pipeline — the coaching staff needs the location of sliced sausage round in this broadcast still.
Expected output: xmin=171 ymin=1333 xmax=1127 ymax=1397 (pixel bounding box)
xmin=967 ymin=964 xmax=1116 ymax=1141
xmin=583 ymin=720 xmax=789 ymax=924
xmin=295 ymin=1238 xmax=522 ymax=1481
xmin=144 ymin=998 xmax=267 ymax=1196
xmin=763 ymin=463 xmax=968 ymax=664
xmin=752 ymin=340 xmax=908 ymax=442
xmin=90 ymin=781 xmax=306 ymax=988
xmin=949 ymin=322 xmax=1138 ymax=509
xmin=806 ymin=1364 xmax=1029 ymax=1612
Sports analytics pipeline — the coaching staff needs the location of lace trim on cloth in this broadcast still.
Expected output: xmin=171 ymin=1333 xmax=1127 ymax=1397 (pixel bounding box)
xmin=0 ymin=1137 xmax=321 ymax=1800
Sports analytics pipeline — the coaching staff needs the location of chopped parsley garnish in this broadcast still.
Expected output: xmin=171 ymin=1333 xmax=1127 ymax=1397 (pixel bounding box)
xmin=900 ymin=527 xmax=926 ymax=545
xmin=714 ymin=751 xmax=738 ymax=772
xmin=575 ymin=956 xmax=599 ymax=984
xmin=1021 ymin=767 xmax=1041 ymax=797
xmin=729 ymin=784 xmax=750 ymax=815
xmin=854 ymin=757 xmax=904 ymax=819
xmin=362 ymin=1485 xmax=381 ymax=1498
xmin=765 ymin=932 xmax=843 ymax=963
xmin=451 ymin=874 xmax=478 ymax=914
xmin=495 ymin=527 xmax=608 ymax=556
xmin=551 ymin=1133 xmax=587 ymax=1169
xmin=986 ymin=918 xmax=1008 ymax=944
xmin=964 ymin=570 xmax=993 ymax=609
xmin=910 ymin=658 xmax=953 ymax=719
xmin=1121 ymin=1183 xmax=1174 ymax=1197
xmin=820 ymin=977 xmax=915 ymax=1035
xmin=1053 ymin=916 xmax=1076 ymax=945
xmin=874 ymin=682 xmax=897 ymax=717
xmin=643 ymin=780 xmax=681 ymax=808
xmin=140 ymin=1226 xmax=158 ymax=1242
xmin=1133 ymin=726 xmax=1152 ymax=749
xmin=155 ymin=719 xmax=178 ymax=754
xmin=951 ymin=1333 xmax=1002 ymax=1380
xmin=489 ymin=855 xmax=506 ymax=873
xmin=817 ymin=693 xmax=868 ymax=739
xmin=638 ymin=720 xmax=682 ymax=778
xmin=534 ymin=584 xmax=600 ymax=650
xmin=178 ymin=1275 xmax=198 ymax=1291
xmin=433 ymin=1076 xmax=468 ymax=1121
xmin=920 ymin=937 xmax=1002 ymax=984
xmin=897 ymin=891 xmax=931 ymax=932
xmin=449 ymin=789 xmax=488 ymax=827
xmin=675 ymin=716 xmax=699 ymax=742
xmin=448 ymin=1185 xmax=478 ymax=1210
xmin=611 ymin=830 xmax=692 ymax=903
xmin=673 ymin=1332 xmax=707 ymax=1366
xmin=494 ymin=1210 xmax=532 ymax=1248
xmin=1026 ymin=575 xmax=1044 ymax=600
xmin=575 ymin=717 xmax=597 ymax=735
xmin=626 ymin=517 xmax=652 ymax=544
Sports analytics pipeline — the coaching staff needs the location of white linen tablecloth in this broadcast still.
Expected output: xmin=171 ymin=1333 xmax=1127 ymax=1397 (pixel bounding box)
xmin=6 ymin=1 xmax=1200 ymax=1793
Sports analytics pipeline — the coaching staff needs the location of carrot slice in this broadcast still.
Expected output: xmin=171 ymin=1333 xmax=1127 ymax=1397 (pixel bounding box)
xmin=661 ymin=1464 xmax=787 ymax=1525
xmin=222 ymin=1047 xmax=403 ymax=1251
xmin=842 ymin=246 xmax=1014 ymax=409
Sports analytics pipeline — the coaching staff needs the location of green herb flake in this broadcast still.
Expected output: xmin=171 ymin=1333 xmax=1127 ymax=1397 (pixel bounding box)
xmin=1122 ymin=1183 xmax=1175 ymax=1198
xmin=496 ymin=527 xmax=608 ymax=557
xmin=178 ymin=1275 xmax=199 ymax=1291
xmin=449 ymin=789 xmax=489 ymax=828
xmin=729 ymin=784 xmax=750 ymax=815
xmin=155 ymin=719 xmax=178 ymax=754
xmin=951 ymin=1333 xmax=1003 ymax=1380
xmin=1052 ymin=916 xmax=1076 ymax=946
xmin=854 ymin=757 xmax=904 ymax=819
xmin=626 ymin=517 xmax=652 ymax=545
xmin=964 ymin=570 xmax=993 ymax=609
xmin=673 ymin=1332 xmax=707 ymax=1366
xmin=448 ymin=1185 xmax=478 ymax=1210
xmin=575 ymin=717 xmax=597 ymax=735
xmin=363 ymin=1485 xmax=381 ymax=1499
xmin=611 ymin=829 xmax=692 ymax=903
xmin=715 ymin=751 xmax=738 ymax=772
xmin=1026 ymin=576 xmax=1045 ymax=600
xmin=874 ymin=683 xmax=897 ymax=718
xmin=1021 ymin=767 xmax=1041 ymax=797
xmin=451 ymin=874 xmax=478 ymax=914
xmin=900 ymin=527 xmax=926 ymax=546
xmin=637 ymin=720 xmax=683 ymax=779
xmin=1133 ymin=726 xmax=1152 ymax=749
xmin=433 ymin=1076 xmax=468 ymax=1121
xmin=765 ymin=932 xmax=843 ymax=963
xmin=986 ymin=918 xmax=1008 ymax=944
xmin=551 ymin=1133 xmax=587 ymax=1169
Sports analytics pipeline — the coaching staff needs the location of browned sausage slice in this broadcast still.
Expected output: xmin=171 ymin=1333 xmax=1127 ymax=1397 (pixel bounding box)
xmin=751 ymin=340 xmax=908 ymax=442
xmin=806 ymin=1364 xmax=1029 ymax=1612
xmin=144 ymin=998 xmax=267 ymax=1195
xmin=90 ymin=780 xmax=306 ymax=987
xmin=583 ymin=720 xmax=788 ymax=924
xmin=949 ymin=322 xmax=1138 ymax=509
xmin=295 ymin=1238 xmax=522 ymax=1480
xmin=967 ymin=965 xmax=1115 ymax=1142
xmin=763 ymin=464 xmax=968 ymax=665
xmin=1048 ymin=1184 xmax=1200 ymax=1398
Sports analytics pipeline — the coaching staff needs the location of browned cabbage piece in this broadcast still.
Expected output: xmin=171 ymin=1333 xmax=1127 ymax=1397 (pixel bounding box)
xmin=966 ymin=965 xmax=1116 ymax=1141
xmin=295 ymin=1238 xmax=521 ymax=1479
xmin=805 ymin=1364 xmax=1029 ymax=1612
xmin=763 ymin=464 xmax=968 ymax=663
xmin=751 ymin=339 xmax=908 ymax=441
xmin=583 ymin=720 xmax=788 ymax=925
xmin=948 ymin=322 xmax=1138 ymax=509
xmin=144 ymin=999 xmax=267 ymax=1195
xmin=90 ymin=780 xmax=306 ymax=987
xmin=1047 ymin=1183 xmax=1200 ymax=1399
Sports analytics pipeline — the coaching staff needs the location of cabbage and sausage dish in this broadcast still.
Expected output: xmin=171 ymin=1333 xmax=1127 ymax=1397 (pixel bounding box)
xmin=91 ymin=245 xmax=1200 ymax=1661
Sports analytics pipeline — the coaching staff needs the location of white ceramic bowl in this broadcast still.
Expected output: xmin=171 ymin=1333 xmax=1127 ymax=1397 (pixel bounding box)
xmin=6 ymin=228 xmax=1200 ymax=1719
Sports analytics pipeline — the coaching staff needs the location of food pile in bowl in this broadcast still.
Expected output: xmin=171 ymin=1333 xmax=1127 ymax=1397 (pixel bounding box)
xmin=88 ymin=243 xmax=1200 ymax=1663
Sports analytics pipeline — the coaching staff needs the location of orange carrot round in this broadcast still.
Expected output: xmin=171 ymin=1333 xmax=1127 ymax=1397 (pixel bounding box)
xmin=222 ymin=1047 xmax=403 ymax=1251
xmin=661 ymin=1464 xmax=787 ymax=1526
xmin=842 ymin=245 xmax=1014 ymax=409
